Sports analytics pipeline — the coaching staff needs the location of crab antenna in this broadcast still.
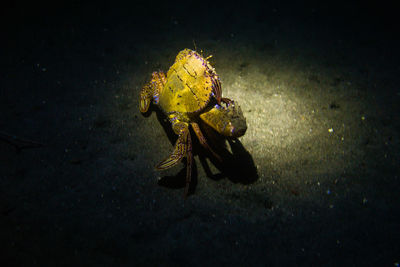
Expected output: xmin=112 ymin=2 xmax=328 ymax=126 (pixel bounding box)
xmin=192 ymin=39 xmax=197 ymax=51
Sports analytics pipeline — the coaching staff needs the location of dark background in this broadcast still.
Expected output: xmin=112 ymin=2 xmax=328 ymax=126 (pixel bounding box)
xmin=1 ymin=0 xmax=399 ymax=266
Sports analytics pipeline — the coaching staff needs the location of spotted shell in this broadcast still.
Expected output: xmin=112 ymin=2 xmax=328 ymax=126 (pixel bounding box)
xmin=158 ymin=49 xmax=221 ymax=115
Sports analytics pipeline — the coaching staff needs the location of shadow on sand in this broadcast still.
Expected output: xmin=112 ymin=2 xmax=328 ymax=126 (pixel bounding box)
xmin=147 ymin=108 xmax=258 ymax=197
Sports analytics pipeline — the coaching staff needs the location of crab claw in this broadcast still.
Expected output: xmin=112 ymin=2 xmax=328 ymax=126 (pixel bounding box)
xmin=199 ymin=100 xmax=247 ymax=138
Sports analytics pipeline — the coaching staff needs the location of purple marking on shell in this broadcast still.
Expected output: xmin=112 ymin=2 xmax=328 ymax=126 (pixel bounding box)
xmin=154 ymin=95 xmax=159 ymax=104
xmin=230 ymin=126 xmax=235 ymax=135
xmin=214 ymin=104 xmax=223 ymax=110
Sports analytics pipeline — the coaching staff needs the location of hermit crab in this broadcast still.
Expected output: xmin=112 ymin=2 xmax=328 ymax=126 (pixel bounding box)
xmin=140 ymin=49 xmax=247 ymax=198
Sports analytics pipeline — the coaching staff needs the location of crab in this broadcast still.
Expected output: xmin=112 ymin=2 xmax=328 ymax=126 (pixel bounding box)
xmin=139 ymin=49 xmax=247 ymax=198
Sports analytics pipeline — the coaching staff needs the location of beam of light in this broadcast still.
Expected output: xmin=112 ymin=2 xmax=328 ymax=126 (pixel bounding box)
xmin=121 ymin=42 xmax=393 ymax=207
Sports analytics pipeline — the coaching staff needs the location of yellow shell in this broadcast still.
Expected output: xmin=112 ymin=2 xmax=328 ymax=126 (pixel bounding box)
xmin=159 ymin=49 xmax=221 ymax=116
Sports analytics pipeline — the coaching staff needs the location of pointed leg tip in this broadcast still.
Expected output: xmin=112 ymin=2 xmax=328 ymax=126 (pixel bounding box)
xmin=139 ymin=100 xmax=149 ymax=113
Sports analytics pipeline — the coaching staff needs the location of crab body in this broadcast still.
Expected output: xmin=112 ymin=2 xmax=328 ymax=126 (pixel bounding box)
xmin=160 ymin=49 xmax=221 ymax=115
xmin=140 ymin=49 xmax=247 ymax=197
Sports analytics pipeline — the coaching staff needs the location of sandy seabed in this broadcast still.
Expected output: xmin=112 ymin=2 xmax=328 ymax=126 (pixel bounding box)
xmin=1 ymin=1 xmax=399 ymax=266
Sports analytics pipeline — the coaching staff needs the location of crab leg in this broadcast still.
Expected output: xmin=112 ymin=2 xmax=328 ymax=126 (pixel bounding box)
xmin=213 ymin=78 xmax=222 ymax=104
xmin=155 ymin=121 xmax=189 ymax=170
xmin=139 ymin=71 xmax=166 ymax=113
xmin=155 ymin=120 xmax=193 ymax=198
xmin=190 ymin=122 xmax=222 ymax=162
xmin=184 ymin=131 xmax=192 ymax=199
xmin=221 ymin=97 xmax=232 ymax=105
